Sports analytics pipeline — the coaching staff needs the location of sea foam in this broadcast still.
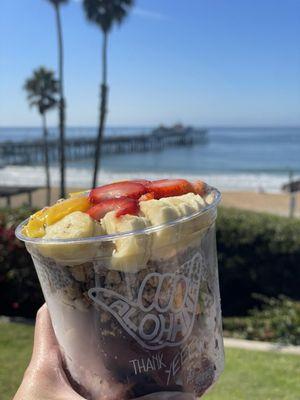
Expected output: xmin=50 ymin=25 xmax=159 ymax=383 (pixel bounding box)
xmin=0 ymin=165 xmax=291 ymax=193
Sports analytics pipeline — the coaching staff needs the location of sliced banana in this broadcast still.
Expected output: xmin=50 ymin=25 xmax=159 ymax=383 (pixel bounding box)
xmin=141 ymin=194 xmax=211 ymax=256
xmin=166 ymin=193 xmax=215 ymax=251
xmin=163 ymin=193 xmax=208 ymax=234
xmin=205 ymin=192 xmax=215 ymax=205
xmin=37 ymin=212 xmax=104 ymax=264
xmin=163 ymin=193 xmax=204 ymax=216
xmin=102 ymin=211 xmax=151 ymax=272
xmin=43 ymin=211 xmax=96 ymax=239
xmin=139 ymin=198 xmax=182 ymax=258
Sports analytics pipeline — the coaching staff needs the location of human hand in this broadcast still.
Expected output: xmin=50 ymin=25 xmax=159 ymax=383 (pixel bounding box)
xmin=14 ymin=305 xmax=194 ymax=400
xmin=13 ymin=304 xmax=85 ymax=400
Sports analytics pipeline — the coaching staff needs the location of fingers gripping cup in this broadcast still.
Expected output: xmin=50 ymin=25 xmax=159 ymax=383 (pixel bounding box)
xmin=16 ymin=180 xmax=224 ymax=400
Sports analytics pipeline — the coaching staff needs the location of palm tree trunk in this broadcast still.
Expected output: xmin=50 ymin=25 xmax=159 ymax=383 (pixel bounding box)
xmin=42 ymin=113 xmax=51 ymax=205
xmin=54 ymin=4 xmax=66 ymax=198
xmin=92 ymin=31 xmax=108 ymax=188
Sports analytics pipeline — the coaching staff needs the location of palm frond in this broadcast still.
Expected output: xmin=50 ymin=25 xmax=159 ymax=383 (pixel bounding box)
xmin=46 ymin=0 xmax=69 ymax=6
xmin=83 ymin=0 xmax=134 ymax=32
xmin=24 ymin=67 xmax=59 ymax=114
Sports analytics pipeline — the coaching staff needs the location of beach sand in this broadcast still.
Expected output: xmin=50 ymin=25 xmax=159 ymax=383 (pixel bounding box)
xmin=0 ymin=186 xmax=299 ymax=218
xmin=222 ymin=191 xmax=300 ymax=217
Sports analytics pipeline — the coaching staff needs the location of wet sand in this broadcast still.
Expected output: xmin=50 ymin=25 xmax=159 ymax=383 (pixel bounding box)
xmin=0 ymin=186 xmax=299 ymax=218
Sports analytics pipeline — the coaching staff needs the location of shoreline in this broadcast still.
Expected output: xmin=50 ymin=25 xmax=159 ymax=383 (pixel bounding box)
xmin=0 ymin=186 xmax=299 ymax=218
xmin=0 ymin=165 xmax=297 ymax=193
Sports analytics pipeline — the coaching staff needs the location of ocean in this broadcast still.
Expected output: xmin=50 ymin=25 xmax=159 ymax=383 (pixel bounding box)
xmin=0 ymin=127 xmax=299 ymax=192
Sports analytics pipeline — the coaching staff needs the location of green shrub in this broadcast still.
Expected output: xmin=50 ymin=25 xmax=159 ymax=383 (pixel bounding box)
xmin=0 ymin=207 xmax=43 ymax=317
xmin=217 ymin=208 xmax=300 ymax=316
xmin=223 ymin=295 xmax=300 ymax=345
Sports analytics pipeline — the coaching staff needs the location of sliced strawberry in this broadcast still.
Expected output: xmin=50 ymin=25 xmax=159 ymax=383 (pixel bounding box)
xmin=89 ymin=181 xmax=147 ymax=203
xmin=130 ymin=179 xmax=152 ymax=186
xmin=114 ymin=179 xmax=151 ymax=185
xmin=147 ymin=179 xmax=195 ymax=199
xmin=86 ymin=198 xmax=139 ymax=220
xmin=139 ymin=192 xmax=155 ymax=201
xmin=115 ymin=199 xmax=139 ymax=218
xmin=193 ymin=180 xmax=207 ymax=196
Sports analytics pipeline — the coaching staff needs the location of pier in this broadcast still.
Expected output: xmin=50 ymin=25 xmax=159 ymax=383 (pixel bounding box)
xmin=0 ymin=127 xmax=207 ymax=166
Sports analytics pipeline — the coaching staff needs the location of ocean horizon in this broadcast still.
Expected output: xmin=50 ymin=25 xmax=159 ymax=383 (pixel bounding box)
xmin=0 ymin=126 xmax=299 ymax=192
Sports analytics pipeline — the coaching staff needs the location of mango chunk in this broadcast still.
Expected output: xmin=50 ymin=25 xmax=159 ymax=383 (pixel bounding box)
xmin=23 ymin=196 xmax=90 ymax=238
xmin=23 ymin=209 xmax=48 ymax=238
xmin=68 ymin=190 xmax=88 ymax=198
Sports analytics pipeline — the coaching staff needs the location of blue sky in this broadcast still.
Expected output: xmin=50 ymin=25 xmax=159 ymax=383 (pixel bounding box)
xmin=0 ymin=0 xmax=300 ymax=127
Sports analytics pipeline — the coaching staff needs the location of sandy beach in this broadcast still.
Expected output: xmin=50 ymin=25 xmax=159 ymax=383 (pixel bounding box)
xmin=0 ymin=186 xmax=299 ymax=218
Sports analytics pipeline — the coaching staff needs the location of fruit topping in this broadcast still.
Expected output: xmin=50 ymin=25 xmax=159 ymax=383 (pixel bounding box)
xmin=68 ymin=190 xmax=88 ymax=198
xmin=23 ymin=209 xmax=48 ymax=238
xmin=87 ymin=198 xmax=139 ymax=220
xmin=23 ymin=178 xmax=210 ymax=238
xmin=192 ymin=180 xmax=207 ymax=196
xmin=147 ymin=179 xmax=195 ymax=199
xmin=23 ymin=196 xmax=90 ymax=238
xmin=89 ymin=182 xmax=147 ymax=203
xmin=139 ymin=192 xmax=155 ymax=201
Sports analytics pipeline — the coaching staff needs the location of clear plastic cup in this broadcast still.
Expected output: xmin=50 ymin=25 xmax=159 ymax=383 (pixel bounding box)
xmin=16 ymin=186 xmax=224 ymax=400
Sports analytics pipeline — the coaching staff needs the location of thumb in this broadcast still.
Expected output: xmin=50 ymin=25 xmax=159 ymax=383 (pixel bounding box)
xmin=27 ymin=304 xmax=86 ymax=400
xmin=30 ymin=303 xmax=59 ymax=367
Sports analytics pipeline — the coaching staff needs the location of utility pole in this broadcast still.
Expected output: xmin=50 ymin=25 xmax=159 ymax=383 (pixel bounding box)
xmin=289 ymin=170 xmax=296 ymax=218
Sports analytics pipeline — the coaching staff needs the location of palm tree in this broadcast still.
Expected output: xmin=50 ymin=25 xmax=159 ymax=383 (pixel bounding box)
xmin=24 ymin=67 xmax=59 ymax=205
xmin=83 ymin=0 xmax=134 ymax=188
xmin=46 ymin=0 xmax=69 ymax=198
